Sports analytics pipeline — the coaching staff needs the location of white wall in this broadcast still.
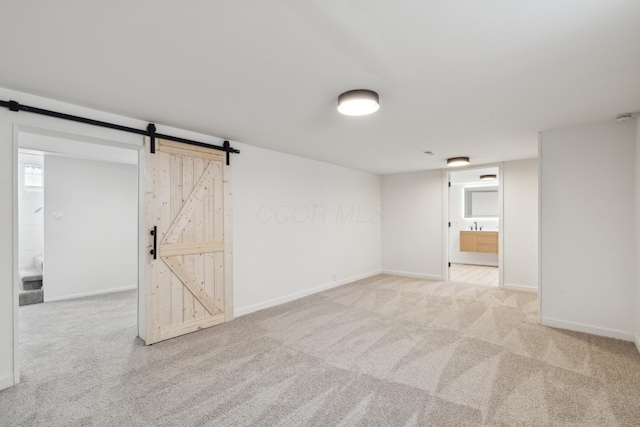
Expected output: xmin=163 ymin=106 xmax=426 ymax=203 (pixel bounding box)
xmin=0 ymin=87 xmax=383 ymax=390
xmin=449 ymin=182 xmax=499 ymax=267
xmin=44 ymin=155 xmax=138 ymax=301
xmin=503 ymin=158 xmax=538 ymax=290
xmin=381 ymin=170 xmax=444 ymax=279
xmin=540 ymin=120 xmax=636 ymax=340
xmin=18 ymin=153 xmax=44 ymax=270
xmin=636 ymin=117 xmax=640 ymax=351
xmin=232 ymin=143 xmax=381 ymax=315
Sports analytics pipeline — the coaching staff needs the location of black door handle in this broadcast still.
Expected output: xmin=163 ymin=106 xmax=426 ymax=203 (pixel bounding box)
xmin=150 ymin=226 xmax=157 ymax=259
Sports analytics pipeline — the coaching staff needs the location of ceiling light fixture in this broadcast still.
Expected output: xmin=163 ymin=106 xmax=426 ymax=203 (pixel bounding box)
xmin=446 ymin=157 xmax=470 ymax=167
xmin=615 ymin=113 xmax=633 ymax=122
xmin=479 ymin=174 xmax=497 ymax=181
xmin=337 ymin=90 xmax=379 ymax=116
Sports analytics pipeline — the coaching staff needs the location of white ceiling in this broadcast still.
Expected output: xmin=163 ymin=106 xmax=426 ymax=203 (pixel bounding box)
xmin=1 ymin=1 xmax=638 ymax=175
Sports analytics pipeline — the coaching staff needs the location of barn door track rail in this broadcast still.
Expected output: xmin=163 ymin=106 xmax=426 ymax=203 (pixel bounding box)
xmin=0 ymin=99 xmax=239 ymax=165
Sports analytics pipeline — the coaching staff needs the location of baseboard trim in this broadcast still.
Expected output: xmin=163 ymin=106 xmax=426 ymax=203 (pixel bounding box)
xmin=381 ymin=270 xmax=442 ymax=281
xmin=450 ymin=261 xmax=498 ymax=267
xmin=235 ymin=270 xmax=382 ymax=317
xmin=502 ymin=283 xmax=538 ymax=293
xmin=540 ymin=317 xmax=634 ymax=342
xmin=44 ymin=285 xmax=137 ymax=303
xmin=634 ymin=335 xmax=640 ymax=354
xmin=0 ymin=374 xmax=14 ymax=391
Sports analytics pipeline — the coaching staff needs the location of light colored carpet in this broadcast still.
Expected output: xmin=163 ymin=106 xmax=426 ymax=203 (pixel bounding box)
xmin=450 ymin=263 xmax=498 ymax=287
xmin=2 ymin=274 xmax=640 ymax=426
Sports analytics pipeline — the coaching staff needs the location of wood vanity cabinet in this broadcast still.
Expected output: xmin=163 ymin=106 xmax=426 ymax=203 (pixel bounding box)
xmin=460 ymin=231 xmax=498 ymax=254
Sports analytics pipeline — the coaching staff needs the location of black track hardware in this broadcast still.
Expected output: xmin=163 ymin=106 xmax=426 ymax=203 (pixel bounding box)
xmin=0 ymin=99 xmax=239 ymax=162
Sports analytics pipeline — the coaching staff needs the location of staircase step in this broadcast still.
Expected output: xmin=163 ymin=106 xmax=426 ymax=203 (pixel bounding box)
xmin=19 ymin=289 xmax=43 ymax=306
xmin=22 ymin=279 xmax=43 ymax=291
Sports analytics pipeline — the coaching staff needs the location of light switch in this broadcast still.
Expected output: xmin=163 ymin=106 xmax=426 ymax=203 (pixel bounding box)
xmin=53 ymin=212 xmax=64 ymax=221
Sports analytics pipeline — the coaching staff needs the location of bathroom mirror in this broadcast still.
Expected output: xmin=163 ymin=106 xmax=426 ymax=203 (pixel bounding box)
xmin=464 ymin=186 xmax=498 ymax=218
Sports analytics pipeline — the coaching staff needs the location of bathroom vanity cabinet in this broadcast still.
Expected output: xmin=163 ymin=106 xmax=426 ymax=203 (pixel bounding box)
xmin=460 ymin=231 xmax=498 ymax=254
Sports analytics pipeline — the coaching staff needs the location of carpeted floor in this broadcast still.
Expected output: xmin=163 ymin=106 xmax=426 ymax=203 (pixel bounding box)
xmin=2 ymin=274 xmax=640 ymax=426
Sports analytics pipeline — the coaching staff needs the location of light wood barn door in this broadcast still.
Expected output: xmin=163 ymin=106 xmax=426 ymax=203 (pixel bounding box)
xmin=145 ymin=138 xmax=233 ymax=345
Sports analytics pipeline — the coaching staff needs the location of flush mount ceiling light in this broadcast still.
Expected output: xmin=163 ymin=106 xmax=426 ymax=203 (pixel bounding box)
xmin=615 ymin=113 xmax=633 ymax=122
xmin=446 ymin=157 xmax=470 ymax=167
xmin=337 ymin=90 xmax=379 ymax=116
xmin=479 ymin=174 xmax=497 ymax=181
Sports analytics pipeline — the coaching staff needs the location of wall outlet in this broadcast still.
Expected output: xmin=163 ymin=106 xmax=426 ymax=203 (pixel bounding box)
xmin=53 ymin=212 xmax=64 ymax=221
xmin=332 ymin=273 xmax=337 ymax=281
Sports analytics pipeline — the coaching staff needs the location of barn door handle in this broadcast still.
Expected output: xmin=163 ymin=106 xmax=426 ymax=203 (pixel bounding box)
xmin=150 ymin=226 xmax=157 ymax=259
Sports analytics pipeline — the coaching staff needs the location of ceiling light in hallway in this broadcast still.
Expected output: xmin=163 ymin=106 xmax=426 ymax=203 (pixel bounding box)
xmin=447 ymin=157 xmax=470 ymax=167
xmin=480 ymin=174 xmax=497 ymax=181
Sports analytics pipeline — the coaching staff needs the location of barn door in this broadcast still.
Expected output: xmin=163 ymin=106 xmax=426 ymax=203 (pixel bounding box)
xmin=145 ymin=137 xmax=233 ymax=345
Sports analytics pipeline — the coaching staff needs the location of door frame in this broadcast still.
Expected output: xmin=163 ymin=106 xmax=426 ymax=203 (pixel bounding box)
xmin=441 ymin=162 xmax=504 ymax=286
xmin=11 ymin=123 xmax=146 ymax=386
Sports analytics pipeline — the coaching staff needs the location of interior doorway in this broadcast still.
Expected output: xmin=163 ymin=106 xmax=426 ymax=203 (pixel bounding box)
xmin=17 ymin=151 xmax=45 ymax=306
xmin=446 ymin=166 xmax=502 ymax=287
xmin=14 ymin=127 xmax=145 ymax=383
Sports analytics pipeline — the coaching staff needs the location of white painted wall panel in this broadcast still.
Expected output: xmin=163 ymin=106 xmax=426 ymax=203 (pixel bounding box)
xmin=540 ymin=121 xmax=636 ymax=339
xmin=232 ymin=143 xmax=382 ymax=315
xmin=44 ymin=156 xmax=138 ymax=301
xmin=502 ymin=158 xmax=538 ymax=290
xmin=381 ymin=170 xmax=443 ymax=279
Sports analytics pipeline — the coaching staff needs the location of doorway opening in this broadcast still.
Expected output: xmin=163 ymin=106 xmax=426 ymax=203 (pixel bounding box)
xmin=446 ymin=166 xmax=501 ymax=287
xmin=14 ymin=127 xmax=144 ymax=384
xmin=17 ymin=151 xmax=45 ymax=306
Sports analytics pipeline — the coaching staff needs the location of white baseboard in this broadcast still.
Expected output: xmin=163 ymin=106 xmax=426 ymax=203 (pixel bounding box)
xmin=502 ymin=283 xmax=538 ymax=293
xmin=235 ymin=270 xmax=382 ymax=317
xmin=540 ymin=317 xmax=634 ymax=342
xmin=381 ymin=270 xmax=442 ymax=281
xmin=0 ymin=375 xmax=14 ymax=391
xmin=45 ymin=285 xmax=137 ymax=303
xmin=450 ymin=260 xmax=498 ymax=267
xmin=634 ymin=335 xmax=640 ymax=354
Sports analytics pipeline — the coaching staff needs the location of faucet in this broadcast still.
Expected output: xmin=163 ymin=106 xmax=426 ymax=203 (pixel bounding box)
xmin=473 ymin=221 xmax=477 ymax=230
